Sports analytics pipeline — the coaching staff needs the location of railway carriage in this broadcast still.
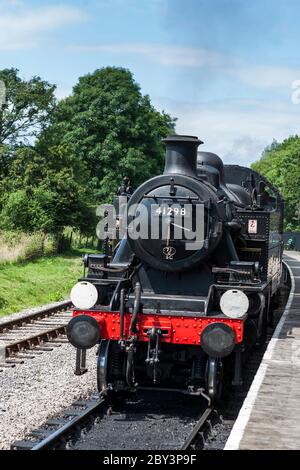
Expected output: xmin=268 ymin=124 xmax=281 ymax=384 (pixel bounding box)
xmin=67 ymin=135 xmax=284 ymax=401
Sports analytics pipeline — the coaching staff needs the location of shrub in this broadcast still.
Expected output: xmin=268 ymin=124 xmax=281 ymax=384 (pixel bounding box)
xmin=22 ymin=233 xmax=44 ymax=261
xmin=43 ymin=234 xmax=59 ymax=256
xmin=0 ymin=190 xmax=31 ymax=231
xmin=0 ymin=231 xmax=45 ymax=263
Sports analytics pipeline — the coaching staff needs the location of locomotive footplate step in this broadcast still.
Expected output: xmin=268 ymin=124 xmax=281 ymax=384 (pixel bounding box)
xmin=225 ymin=251 xmax=300 ymax=450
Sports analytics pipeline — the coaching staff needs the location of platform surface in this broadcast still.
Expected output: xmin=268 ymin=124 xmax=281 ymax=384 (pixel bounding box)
xmin=225 ymin=251 xmax=300 ymax=450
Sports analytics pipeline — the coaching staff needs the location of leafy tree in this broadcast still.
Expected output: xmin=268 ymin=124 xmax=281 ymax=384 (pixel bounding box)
xmin=251 ymin=136 xmax=300 ymax=230
xmin=42 ymin=67 xmax=176 ymax=202
xmin=0 ymin=68 xmax=57 ymax=209
xmin=0 ymin=145 xmax=95 ymax=235
xmin=0 ymin=67 xmax=176 ymax=239
xmin=0 ymin=68 xmax=56 ymax=147
xmin=1 ymin=190 xmax=31 ymax=231
xmin=0 ymin=144 xmax=10 ymax=179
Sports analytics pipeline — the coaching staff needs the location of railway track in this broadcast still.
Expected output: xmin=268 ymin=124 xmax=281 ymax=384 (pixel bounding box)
xmin=180 ymin=404 xmax=214 ymax=450
xmin=0 ymin=300 xmax=72 ymax=371
xmin=12 ymin=392 xmax=213 ymax=451
xmin=12 ymin=396 xmax=106 ymax=450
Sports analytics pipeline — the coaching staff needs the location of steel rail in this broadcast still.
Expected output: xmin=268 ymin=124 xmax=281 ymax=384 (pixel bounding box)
xmin=180 ymin=406 xmax=213 ymax=450
xmin=4 ymin=325 xmax=68 ymax=357
xmin=30 ymin=399 xmax=105 ymax=450
xmin=0 ymin=300 xmax=72 ymax=333
xmin=0 ymin=301 xmax=72 ymax=368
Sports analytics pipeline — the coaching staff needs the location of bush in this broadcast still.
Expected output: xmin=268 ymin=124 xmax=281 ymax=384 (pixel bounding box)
xmin=22 ymin=233 xmax=44 ymax=261
xmin=43 ymin=234 xmax=59 ymax=256
xmin=0 ymin=230 xmax=22 ymax=247
xmin=0 ymin=231 xmax=45 ymax=263
xmin=0 ymin=190 xmax=31 ymax=231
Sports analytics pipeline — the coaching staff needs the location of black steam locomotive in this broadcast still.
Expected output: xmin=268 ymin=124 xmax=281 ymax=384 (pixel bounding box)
xmin=67 ymin=135 xmax=284 ymax=401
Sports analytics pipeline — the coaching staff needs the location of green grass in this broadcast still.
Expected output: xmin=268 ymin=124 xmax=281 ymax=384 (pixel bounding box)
xmin=0 ymin=249 xmax=94 ymax=317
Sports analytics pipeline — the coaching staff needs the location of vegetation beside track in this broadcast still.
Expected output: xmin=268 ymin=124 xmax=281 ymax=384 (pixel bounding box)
xmin=0 ymin=249 xmax=90 ymax=317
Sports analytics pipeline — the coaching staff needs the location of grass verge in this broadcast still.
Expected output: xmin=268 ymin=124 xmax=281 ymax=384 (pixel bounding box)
xmin=0 ymin=249 xmax=90 ymax=317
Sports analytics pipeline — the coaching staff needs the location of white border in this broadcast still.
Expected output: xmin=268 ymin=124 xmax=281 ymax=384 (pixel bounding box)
xmin=224 ymin=260 xmax=296 ymax=450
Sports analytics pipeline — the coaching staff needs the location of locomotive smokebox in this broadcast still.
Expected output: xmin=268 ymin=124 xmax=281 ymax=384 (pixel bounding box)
xmin=163 ymin=135 xmax=203 ymax=178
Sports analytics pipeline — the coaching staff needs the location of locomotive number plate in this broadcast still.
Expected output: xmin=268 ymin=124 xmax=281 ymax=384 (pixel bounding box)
xmin=152 ymin=204 xmax=191 ymax=217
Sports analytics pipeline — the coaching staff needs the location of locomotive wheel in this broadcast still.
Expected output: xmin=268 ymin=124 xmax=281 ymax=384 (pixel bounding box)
xmin=205 ymin=357 xmax=223 ymax=403
xmin=97 ymin=340 xmax=126 ymax=397
xmin=97 ymin=340 xmax=110 ymax=395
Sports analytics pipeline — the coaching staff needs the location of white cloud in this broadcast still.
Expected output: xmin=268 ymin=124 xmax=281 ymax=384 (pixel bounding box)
xmin=70 ymin=42 xmax=300 ymax=90
xmin=0 ymin=0 xmax=23 ymax=5
xmin=152 ymin=97 xmax=300 ymax=166
xmin=231 ymin=65 xmax=300 ymax=89
xmin=0 ymin=5 xmax=87 ymax=50
xmin=69 ymin=43 xmax=225 ymax=68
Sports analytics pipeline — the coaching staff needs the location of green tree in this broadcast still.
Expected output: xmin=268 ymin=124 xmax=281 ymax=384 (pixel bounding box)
xmin=0 ymin=68 xmax=57 ymax=200
xmin=0 ymin=68 xmax=56 ymax=147
xmin=42 ymin=67 xmax=175 ymax=202
xmin=252 ymin=136 xmax=300 ymax=230
xmin=0 ymin=144 xmax=10 ymax=179
xmin=0 ymin=67 xmax=176 ymax=238
xmin=0 ymin=145 xmax=95 ymax=235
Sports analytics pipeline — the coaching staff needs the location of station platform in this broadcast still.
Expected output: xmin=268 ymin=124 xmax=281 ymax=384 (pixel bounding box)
xmin=225 ymin=251 xmax=300 ymax=450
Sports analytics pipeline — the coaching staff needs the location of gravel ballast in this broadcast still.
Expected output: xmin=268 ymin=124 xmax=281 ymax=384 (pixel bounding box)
xmin=0 ymin=341 xmax=97 ymax=449
xmin=73 ymin=391 xmax=203 ymax=450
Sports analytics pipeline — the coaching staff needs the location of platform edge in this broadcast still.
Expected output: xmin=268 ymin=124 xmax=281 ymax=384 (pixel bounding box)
xmin=224 ymin=260 xmax=295 ymax=450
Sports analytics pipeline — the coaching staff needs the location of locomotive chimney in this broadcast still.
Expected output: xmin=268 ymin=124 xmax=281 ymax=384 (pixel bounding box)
xmin=163 ymin=135 xmax=203 ymax=178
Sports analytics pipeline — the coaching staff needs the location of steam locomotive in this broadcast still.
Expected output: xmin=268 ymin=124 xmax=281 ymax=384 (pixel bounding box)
xmin=67 ymin=135 xmax=284 ymax=401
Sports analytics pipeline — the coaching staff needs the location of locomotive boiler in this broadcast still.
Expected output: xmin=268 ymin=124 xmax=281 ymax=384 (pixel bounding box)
xmin=67 ymin=135 xmax=284 ymax=401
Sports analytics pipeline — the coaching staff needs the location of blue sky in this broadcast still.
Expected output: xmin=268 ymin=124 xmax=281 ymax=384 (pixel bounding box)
xmin=1 ymin=0 xmax=300 ymax=165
